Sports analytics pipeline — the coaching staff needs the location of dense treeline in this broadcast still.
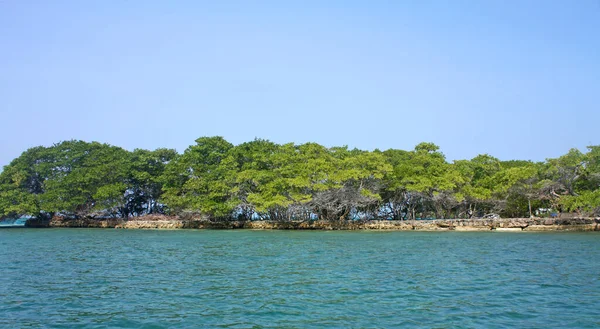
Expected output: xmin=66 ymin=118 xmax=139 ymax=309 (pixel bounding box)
xmin=1 ymin=137 xmax=599 ymax=221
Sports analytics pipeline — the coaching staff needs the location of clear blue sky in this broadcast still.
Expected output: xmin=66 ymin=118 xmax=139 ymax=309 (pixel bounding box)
xmin=1 ymin=0 xmax=599 ymax=168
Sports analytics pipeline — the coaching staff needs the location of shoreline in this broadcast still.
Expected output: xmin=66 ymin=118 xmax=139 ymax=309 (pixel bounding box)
xmin=24 ymin=216 xmax=600 ymax=231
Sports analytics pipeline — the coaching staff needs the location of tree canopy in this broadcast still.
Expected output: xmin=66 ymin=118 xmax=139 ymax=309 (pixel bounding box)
xmin=1 ymin=138 xmax=598 ymax=220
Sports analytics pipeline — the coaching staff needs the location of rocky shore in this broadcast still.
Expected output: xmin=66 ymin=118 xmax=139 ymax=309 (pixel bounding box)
xmin=24 ymin=215 xmax=600 ymax=231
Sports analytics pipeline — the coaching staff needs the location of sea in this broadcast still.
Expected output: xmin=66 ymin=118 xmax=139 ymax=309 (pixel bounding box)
xmin=1 ymin=229 xmax=599 ymax=328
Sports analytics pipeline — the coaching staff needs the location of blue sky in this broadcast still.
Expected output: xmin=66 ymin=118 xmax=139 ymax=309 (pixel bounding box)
xmin=1 ymin=0 xmax=599 ymax=168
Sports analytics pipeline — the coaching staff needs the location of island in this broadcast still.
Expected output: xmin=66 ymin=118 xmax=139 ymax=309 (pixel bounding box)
xmin=1 ymin=137 xmax=598 ymax=230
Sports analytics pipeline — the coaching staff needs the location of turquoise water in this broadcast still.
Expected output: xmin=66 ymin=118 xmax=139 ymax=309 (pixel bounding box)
xmin=1 ymin=229 xmax=599 ymax=328
xmin=0 ymin=217 xmax=27 ymax=227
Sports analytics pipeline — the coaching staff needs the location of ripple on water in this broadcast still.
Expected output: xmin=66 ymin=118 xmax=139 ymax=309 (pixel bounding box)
xmin=0 ymin=230 xmax=599 ymax=328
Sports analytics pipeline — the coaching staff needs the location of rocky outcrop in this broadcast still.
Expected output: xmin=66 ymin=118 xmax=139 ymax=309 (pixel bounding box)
xmin=523 ymin=217 xmax=599 ymax=231
xmin=24 ymin=218 xmax=51 ymax=228
xmin=49 ymin=218 xmax=125 ymax=228
xmin=25 ymin=216 xmax=600 ymax=231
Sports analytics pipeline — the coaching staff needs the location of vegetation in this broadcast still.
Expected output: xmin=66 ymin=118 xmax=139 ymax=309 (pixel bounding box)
xmin=1 ymin=138 xmax=598 ymax=221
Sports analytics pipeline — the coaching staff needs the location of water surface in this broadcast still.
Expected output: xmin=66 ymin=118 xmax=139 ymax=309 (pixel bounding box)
xmin=0 ymin=217 xmax=27 ymax=228
xmin=1 ymin=229 xmax=599 ymax=328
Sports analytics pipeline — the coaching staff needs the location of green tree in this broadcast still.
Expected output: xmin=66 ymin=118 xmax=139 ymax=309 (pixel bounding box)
xmin=490 ymin=162 xmax=539 ymax=217
xmin=397 ymin=143 xmax=459 ymax=219
xmin=310 ymin=148 xmax=390 ymax=220
xmin=226 ymin=139 xmax=282 ymax=220
xmin=0 ymin=140 xmax=132 ymax=218
xmin=453 ymin=154 xmax=502 ymax=218
xmin=381 ymin=149 xmax=412 ymax=220
xmin=0 ymin=146 xmax=49 ymax=218
xmin=127 ymin=148 xmax=178 ymax=216
xmin=161 ymin=136 xmax=234 ymax=219
xmin=560 ymin=190 xmax=600 ymax=216
xmin=2 ymin=137 xmax=597 ymax=222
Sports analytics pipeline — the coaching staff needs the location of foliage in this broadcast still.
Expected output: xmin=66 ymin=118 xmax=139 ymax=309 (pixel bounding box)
xmin=1 ymin=138 xmax=598 ymax=221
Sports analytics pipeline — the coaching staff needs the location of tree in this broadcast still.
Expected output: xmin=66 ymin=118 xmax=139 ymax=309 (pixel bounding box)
xmin=454 ymin=154 xmax=502 ymax=218
xmin=490 ymin=163 xmax=539 ymax=218
xmin=127 ymin=148 xmax=178 ymax=216
xmin=310 ymin=149 xmax=390 ymax=220
xmin=381 ymin=143 xmax=457 ymax=220
xmin=560 ymin=190 xmax=600 ymax=216
xmin=579 ymin=145 xmax=600 ymax=192
xmin=227 ymin=138 xmax=282 ymax=220
xmin=0 ymin=140 xmax=133 ymax=219
xmin=2 ymin=137 xmax=597 ymax=222
xmin=0 ymin=146 xmax=48 ymax=218
xmin=160 ymin=136 xmax=234 ymax=219
xmin=381 ymin=149 xmax=412 ymax=220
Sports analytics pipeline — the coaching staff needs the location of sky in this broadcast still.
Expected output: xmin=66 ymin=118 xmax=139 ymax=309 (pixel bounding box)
xmin=1 ymin=0 xmax=599 ymax=168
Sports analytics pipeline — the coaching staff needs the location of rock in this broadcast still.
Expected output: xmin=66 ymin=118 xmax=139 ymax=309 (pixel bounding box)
xmin=27 ymin=215 xmax=599 ymax=231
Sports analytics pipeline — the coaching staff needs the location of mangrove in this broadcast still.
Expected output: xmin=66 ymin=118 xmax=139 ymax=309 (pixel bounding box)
xmin=1 ymin=137 xmax=599 ymax=223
